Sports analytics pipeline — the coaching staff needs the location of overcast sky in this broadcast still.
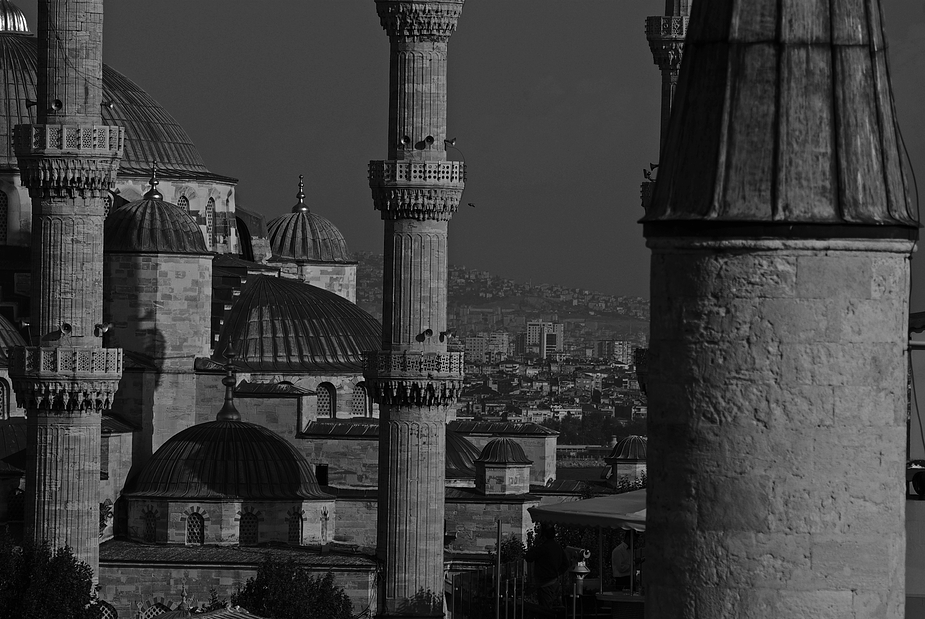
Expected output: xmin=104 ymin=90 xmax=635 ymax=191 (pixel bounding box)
xmin=15 ymin=1 xmax=925 ymax=301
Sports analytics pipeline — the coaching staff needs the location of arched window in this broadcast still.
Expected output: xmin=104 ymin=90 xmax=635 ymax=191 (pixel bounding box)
xmin=93 ymin=600 xmax=118 ymax=619
xmin=0 ymin=190 xmax=8 ymax=244
xmin=206 ymin=197 xmax=215 ymax=248
xmin=140 ymin=603 xmax=169 ymax=619
xmin=317 ymin=383 xmax=336 ymax=419
xmin=0 ymin=379 xmax=8 ymax=420
xmin=239 ymin=512 xmax=258 ymax=546
xmin=186 ymin=512 xmax=204 ymax=545
xmin=351 ymin=383 xmax=368 ymax=417
xmin=288 ymin=513 xmax=302 ymax=545
xmin=177 ymin=195 xmax=190 ymax=213
xmin=143 ymin=511 xmax=157 ymax=543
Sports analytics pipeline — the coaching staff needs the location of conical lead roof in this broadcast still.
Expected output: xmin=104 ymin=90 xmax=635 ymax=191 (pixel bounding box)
xmin=643 ymin=0 xmax=917 ymax=238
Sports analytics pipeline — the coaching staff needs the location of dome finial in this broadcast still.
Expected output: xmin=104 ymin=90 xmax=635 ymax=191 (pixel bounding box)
xmin=143 ymin=160 xmax=163 ymax=200
xmin=216 ymin=342 xmax=241 ymax=421
xmin=292 ymin=174 xmax=309 ymax=213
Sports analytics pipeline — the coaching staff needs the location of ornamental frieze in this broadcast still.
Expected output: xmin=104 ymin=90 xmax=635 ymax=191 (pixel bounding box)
xmin=12 ymin=380 xmax=120 ymax=412
xmin=376 ymin=0 xmax=464 ymax=41
xmin=363 ymin=350 xmax=464 ymax=379
xmin=367 ymin=377 xmax=463 ymax=407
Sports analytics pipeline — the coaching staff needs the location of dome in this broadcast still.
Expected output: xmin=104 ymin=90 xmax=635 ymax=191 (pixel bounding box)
xmin=475 ymin=437 xmax=532 ymax=465
xmin=215 ymin=275 xmax=381 ymax=373
xmin=125 ymin=419 xmax=328 ymax=500
xmin=446 ymin=431 xmax=481 ymax=479
xmin=267 ymin=177 xmax=352 ymax=264
xmin=0 ymin=23 xmax=231 ymax=181
xmin=104 ymin=173 xmax=209 ymax=255
xmin=0 ymin=1 xmax=27 ymax=33
xmin=606 ymin=435 xmax=647 ymax=461
xmin=0 ymin=312 xmax=25 ymax=364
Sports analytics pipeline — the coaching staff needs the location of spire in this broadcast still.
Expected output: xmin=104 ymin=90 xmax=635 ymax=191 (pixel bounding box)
xmin=143 ymin=160 xmax=163 ymax=200
xmin=291 ymin=174 xmax=309 ymax=213
xmin=216 ymin=343 xmax=241 ymax=421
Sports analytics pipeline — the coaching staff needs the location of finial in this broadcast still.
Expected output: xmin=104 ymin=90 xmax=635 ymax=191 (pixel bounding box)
xmin=143 ymin=160 xmax=163 ymax=200
xmin=292 ymin=174 xmax=309 ymax=213
xmin=216 ymin=342 xmax=241 ymax=421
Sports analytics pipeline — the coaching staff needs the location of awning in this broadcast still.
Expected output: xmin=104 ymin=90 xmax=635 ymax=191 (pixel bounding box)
xmin=527 ymin=488 xmax=646 ymax=532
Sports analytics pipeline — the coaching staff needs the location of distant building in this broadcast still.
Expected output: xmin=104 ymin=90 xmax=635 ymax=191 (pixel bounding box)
xmin=526 ymin=321 xmax=564 ymax=360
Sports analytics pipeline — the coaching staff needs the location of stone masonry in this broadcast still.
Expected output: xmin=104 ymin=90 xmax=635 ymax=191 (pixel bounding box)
xmin=364 ymin=1 xmax=466 ymax=615
xmin=10 ymin=0 xmax=122 ymax=576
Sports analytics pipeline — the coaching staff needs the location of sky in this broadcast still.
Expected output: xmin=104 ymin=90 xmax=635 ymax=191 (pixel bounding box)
xmin=14 ymin=1 xmax=925 ymax=301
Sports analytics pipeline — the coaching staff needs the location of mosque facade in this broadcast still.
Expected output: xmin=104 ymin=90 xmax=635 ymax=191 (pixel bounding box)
xmin=0 ymin=2 xmax=558 ymax=616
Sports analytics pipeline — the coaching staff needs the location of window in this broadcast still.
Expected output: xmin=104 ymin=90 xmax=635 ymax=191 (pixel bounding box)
xmin=206 ymin=197 xmax=215 ymax=248
xmin=317 ymin=383 xmax=336 ymax=418
xmin=240 ymin=512 xmax=258 ymax=546
xmin=140 ymin=603 xmax=169 ymax=619
xmin=0 ymin=191 xmax=8 ymax=244
xmin=102 ymin=193 xmax=112 ymax=218
xmin=186 ymin=512 xmax=204 ymax=545
xmin=351 ymin=383 xmax=368 ymax=417
xmin=0 ymin=379 xmax=8 ymax=420
xmin=143 ymin=511 xmax=156 ymax=543
xmin=177 ymin=195 xmax=190 ymax=213
xmin=288 ymin=513 xmax=302 ymax=545
xmin=93 ymin=601 xmax=118 ymax=619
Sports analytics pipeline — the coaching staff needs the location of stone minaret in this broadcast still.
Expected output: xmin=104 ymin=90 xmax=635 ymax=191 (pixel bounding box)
xmin=644 ymin=1 xmax=915 ymax=618
xmin=364 ymin=0 xmax=465 ymax=615
xmin=10 ymin=0 xmax=123 ymax=576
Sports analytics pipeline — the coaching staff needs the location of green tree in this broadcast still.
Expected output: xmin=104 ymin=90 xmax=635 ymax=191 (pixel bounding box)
xmin=232 ymin=556 xmax=353 ymax=619
xmin=0 ymin=536 xmax=95 ymax=619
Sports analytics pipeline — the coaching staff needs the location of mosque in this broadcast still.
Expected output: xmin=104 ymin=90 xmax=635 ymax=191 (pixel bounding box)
xmin=0 ymin=2 xmax=567 ymax=616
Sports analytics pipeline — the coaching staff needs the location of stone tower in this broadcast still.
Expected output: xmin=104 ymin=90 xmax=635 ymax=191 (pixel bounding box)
xmin=644 ymin=1 xmax=915 ymax=618
xmin=364 ymin=0 xmax=466 ymax=615
xmin=10 ymin=0 xmax=122 ymax=576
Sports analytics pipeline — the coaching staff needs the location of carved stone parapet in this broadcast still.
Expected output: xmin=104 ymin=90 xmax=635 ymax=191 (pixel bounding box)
xmin=641 ymin=180 xmax=656 ymax=212
xmin=13 ymin=124 xmax=124 ymax=197
xmin=369 ymin=160 xmax=465 ymax=220
xmin=363 ymin=350 xmax=464 ymax=406
xmin=9 ymin=346 xmax=123 ymax=411
xmin=646 ymin=16 xmax=688 ymax=69
xmin=376 ymin=0 xmax=465 ymax=42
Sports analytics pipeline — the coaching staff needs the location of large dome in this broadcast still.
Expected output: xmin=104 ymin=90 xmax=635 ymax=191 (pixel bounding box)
xmin=125 ymin=419 xmax=328 ymax=501
xmin=215 ymin=275 xmax=381 ymax=373
xmin=104 ymin=179 xmax=209 ymax=254
xmin=0 ymin=9 xmax=232 ymax=182
xmin=605 ymin=435 xmax=647 ymax=462
xmin=267 ymin=178 xmax=352 ymax=264
xmin=446 ymin=431 xmax=481 ymax=480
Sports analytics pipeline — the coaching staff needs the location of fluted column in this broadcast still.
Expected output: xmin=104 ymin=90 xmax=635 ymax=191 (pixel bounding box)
xmin=366 ymin=1 xmax=465 ymax=616
xmin=11 ymin=0 xmax=122 ymax=578
xmin=643 ymin=1 xmax=916 ymax=617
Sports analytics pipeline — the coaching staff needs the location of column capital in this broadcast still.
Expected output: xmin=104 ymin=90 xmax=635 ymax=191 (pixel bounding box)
xmin=13 ymin=124 xmax=123 ymax=198
xmin=9 ymin=346 xmax=122 ymax=412
xmin=376 ymin=0 xmax=465 ymax=42
xmin=363 ymin=350 xmax=463 ymax=406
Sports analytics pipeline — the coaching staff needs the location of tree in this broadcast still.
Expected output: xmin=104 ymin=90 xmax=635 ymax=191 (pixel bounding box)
xmin=232 ymin=556 xmax=353 ymax=619
xmin=0 ymin=535 xmax=95 ymax=619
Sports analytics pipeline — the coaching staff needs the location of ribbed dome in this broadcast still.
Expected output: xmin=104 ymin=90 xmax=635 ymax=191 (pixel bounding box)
xmin=215 ymin=275 xmax=381 ymax=373
xmin=0 ymin=312 xmax=25 ymax=364
xmin=267 ymin=180 xmax=351 ymax=263
xmin=126 ymin=420 xmax=328 ymax=500
xmin=0 ymin=1 xmax=27 ymax=33
xmin=105 ymin=196 xmax=209 ymax=255
xmin=606 ymin=435 xmax=647 ymax=461
xmin=475 ymin=437 xmax=532 ymax=465
xmin=446 ymin=431 xmax=481 ymax=479
xmin=0 ymin=28 xmax=228 ymax=181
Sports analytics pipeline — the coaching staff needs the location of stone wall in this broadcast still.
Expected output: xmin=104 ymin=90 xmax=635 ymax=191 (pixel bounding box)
xmin=445 ymin=499 xmax=536 ymax=553
xmin=647 ymin=239 xmax=912 ymax=618
xmin=99 ymin=561 xmax=376 ymax=616
xmin=276 ymin=262 xmax=358 ymax=303
xmin=334 ymin=497 xmax=378 ymax=550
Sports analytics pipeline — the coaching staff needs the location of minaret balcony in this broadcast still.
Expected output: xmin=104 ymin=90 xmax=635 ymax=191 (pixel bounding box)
xmin=9 ymin=346 xmax=122 ymax=411
xmin=13 ymin=124 xmax=124 ymax=157
xmin=369 ymin=160 xmax=466 ymax=220
xmin=645 ymin=15 xmax=688 ymax=42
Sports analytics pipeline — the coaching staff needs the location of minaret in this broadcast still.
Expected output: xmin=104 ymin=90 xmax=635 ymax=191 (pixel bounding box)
xmin=644 ymin=1 xmax=915 ymax=618
xmin=642 ymin=1 xmax=689 ymax=210
xmin=364 ymin=0 xmax=466 ymax=615
xmin=10 ymin=0 xmax=123 ymax=576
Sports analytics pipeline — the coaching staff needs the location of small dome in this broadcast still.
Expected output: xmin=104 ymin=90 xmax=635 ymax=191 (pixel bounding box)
xmin=475 ymin=437 xmax=532 ymax=465
xmin=606 ymin=435 xmax=647 ymax=461
xmin=125 ymin=419 xmax=328 ymax=500
xmin=446 ymin=431 xmax=481 ymax=479
xmin=105 ymin=182 xmax=209 ymax=255
xmin=215 ymin=275 xmax=381 ymax=373
xmin=0 ymin=313 xmax=25 ymax=364
xmin=267 ymin=177 xmax=352 ymax=263
xmin=0 ymin=1 xmax=27 ymax=33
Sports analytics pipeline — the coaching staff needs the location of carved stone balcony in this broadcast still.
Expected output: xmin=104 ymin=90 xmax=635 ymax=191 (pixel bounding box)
xmin=369 ymin=160 xmax=466 ymax=220
xmin=9 ymin=346 xmax=123 ymax=412
xmin=363 ymin=350 xmax=464 ymax=406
